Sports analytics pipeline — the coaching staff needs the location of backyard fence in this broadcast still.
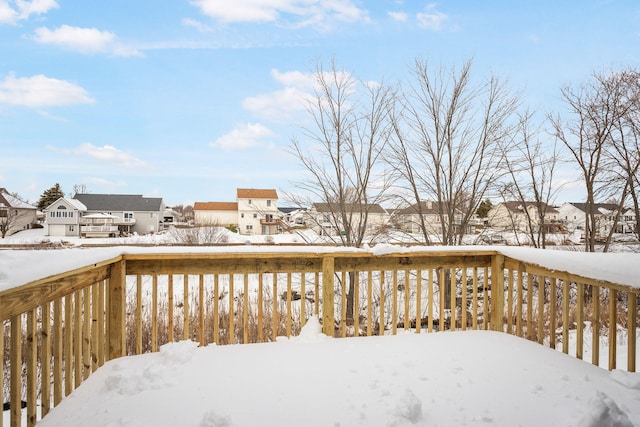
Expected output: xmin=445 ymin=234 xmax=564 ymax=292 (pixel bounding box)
xmin=1 ymin=248 xmax=638 ymax=426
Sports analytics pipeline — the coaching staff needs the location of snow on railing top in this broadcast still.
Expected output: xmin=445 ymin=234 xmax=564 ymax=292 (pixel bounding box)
xmin=1 ymin=244 xmax=639 ymax=292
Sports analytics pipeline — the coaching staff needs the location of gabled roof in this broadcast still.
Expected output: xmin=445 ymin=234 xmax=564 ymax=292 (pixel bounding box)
xmin=0 ymin=188 xmax=37 ymax=210
xmin=565 ymin=202 xmax=619 ymax=214
xmin=194 ymin=202 xmax=238 ymax=211
xmin=73 ymin=194 xmax=163 ymax=212
xmin=237 ymin=188 xmax=278 ymax=200
xmin=45 ymin=197 xmax=87 ymax=211
xmin=498 ymin=201 xmax=558 ymax=214
xmin=396 ymin=201 xmax=462 ymax=215
xmin=312 ymin=202 xmax=387 ymax=214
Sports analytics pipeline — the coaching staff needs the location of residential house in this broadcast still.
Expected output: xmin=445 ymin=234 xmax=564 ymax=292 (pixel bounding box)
xmin=73 ymin=193 xmax=165 ymax=236
xmin=237 ymin=188 xmax=279 ymax=235
xmin=559 ymin=202 xmax=629 ymax=237
xmin=193 ymin=202 xmax=238 ymax=228
xmin=306 ymin=203 xmax=387 ymax=237
xmin=193 ymin=188 xmax=280 ymax=235
xmin=279 ymin=207 xmax=307 ymax=226
xmin=395 ymin=201 xmax=468 ymax=236
xmin=487 ymin=202 xmax=562 ymax=233
xmin=44 ymin=197 xmax=87 ymax=237
xmin=621 ymin=208 xmax=638 ymax=234
xmin=0 ymin=188 xmax=38 ymax=237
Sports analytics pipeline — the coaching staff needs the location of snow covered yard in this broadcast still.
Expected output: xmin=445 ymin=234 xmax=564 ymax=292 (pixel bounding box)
xmin=34 ymin=320 xmax=640 ymax=427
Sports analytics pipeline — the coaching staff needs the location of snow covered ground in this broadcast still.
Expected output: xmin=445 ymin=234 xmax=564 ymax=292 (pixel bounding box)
xmin=33 ymin=319 xmax=640 ymax=427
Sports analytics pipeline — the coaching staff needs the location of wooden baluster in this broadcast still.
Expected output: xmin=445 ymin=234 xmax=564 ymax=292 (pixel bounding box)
xmin=576 ymin=282 xmax=584 ymax=360
xmin=379 ymin=271 xmax=385 ymax=336
xmin=416 ymin=270 xmax=423 ymax=333
xmin=549 ymin=277 xmax=557 ymax=349
xmin=628 ymin=292 xmax=636 ymax=372
xmin=149 ymin=275 xmax=157 ymax=351
xmin=183 ymin=274 xmax=190 ymax=341
xmin=609 ymin=289 xmax=617 ymax=371
xmin=53 ymin=299 xmax=62 ymax=406
xmin=168 ymin=275 xmax=174 ymax=343
xmin=26 ymin=309 xmax=37 ymax=427
xmin=199 ymin=275 xmax=205 ymax=346
xmin=592 ymin=285 xmax=600 ymax=367
xmin=258 ymin=274 xmax=264 ymax=343
xmin=10 ymin=315 xmax=22 ymax=427
xmin=41 ymin=302 xmax=51 ymax=417
xmin=367 ymin=271 xmax=373 ymax=336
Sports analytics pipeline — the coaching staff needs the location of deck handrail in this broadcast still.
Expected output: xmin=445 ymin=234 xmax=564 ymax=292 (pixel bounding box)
xmin=0 ymin=247 xmax=638 ymax=426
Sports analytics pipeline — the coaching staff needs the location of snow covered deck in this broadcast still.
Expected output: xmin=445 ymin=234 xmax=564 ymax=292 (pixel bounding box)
xmin=1 ymin=245 xmax=639 ymax=426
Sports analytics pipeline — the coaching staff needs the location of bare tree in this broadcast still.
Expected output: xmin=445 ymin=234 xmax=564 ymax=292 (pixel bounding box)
xmin=499 ymin=111 xmax=563 ymax=248
xmin=288 ymin=60 xmax=394 ymax=320
xmin=550 ymin=69 xmax=636 ymax=251
xmin=0 ymin=205 xmax=16 ymax=238
xmin=605 ymin=70 xmax=640 ymax=243
xmin=387 ymin=58 xmax=520 ymax=245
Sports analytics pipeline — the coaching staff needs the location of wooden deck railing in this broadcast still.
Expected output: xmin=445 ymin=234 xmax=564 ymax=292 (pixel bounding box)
xmin=1 ymin=248 xmax=638 ymax=426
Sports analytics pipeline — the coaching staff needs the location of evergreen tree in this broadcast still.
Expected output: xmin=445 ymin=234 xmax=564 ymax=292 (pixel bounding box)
xmin=476 ymin=199 xmax=493 ymax=218
xmin=37 ymin=183 xmax=65 ymax=210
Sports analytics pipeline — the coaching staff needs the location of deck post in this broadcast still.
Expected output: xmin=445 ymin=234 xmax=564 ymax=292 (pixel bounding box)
xmin=107 ymin=260 xmax=126 ymax=360
xmin=490 ymin=254 xmax=505 ymax=332
xmin=322 ymin=257 xmax=335 ymax=337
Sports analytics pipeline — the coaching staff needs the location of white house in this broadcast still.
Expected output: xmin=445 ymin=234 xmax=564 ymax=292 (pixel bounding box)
xmin=395 ymin=201 xmax=467 ymax=235
xmin=306 ymin=202 xmax=387 ymax=237
xmin=558 ymin=202 xmax=622 ymax=237
xmin=487 ymin=202 xmax=562 ymax=233
xmin=44 ymin=197 xmax=87 ymax=237
xmin=0 ymin=188 xmax=38 ymax=237
xmin=193 ymin=188 xmax=281 ymax=235
xmin=193 ymin=202 xmax=238 ymax=227
xmin=237 ymin=188 xmax=280 ymax=235
xmin=73 ymin=194 xmax=165 ymax=236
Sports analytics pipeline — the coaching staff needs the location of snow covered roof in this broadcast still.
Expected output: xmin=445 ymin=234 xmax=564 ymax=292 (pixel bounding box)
xmin=0 ymin=188 xmax=36 ymax=210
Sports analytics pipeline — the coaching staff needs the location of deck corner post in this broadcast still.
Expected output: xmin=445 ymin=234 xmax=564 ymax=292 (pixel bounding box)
xmin=107 ymin=260 xmax=126 ymax=360
xmin=491 ymin=254 xmax=505 ymax=332
xmin=322 ymin=257 xmax=335 ymax=337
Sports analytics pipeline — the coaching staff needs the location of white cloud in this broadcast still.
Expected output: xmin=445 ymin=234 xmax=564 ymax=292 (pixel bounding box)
xmin=0 ymin=0 xmax=58 ymax=25
xmin=417 ymin=11 xmax=447 ymax=30
xmin=85 ymin=177 xmax=127 ymax=187
xmin=32 ymin=25 xmax=141 ymax=56
xmin=210 ymin=123 xmax=274 ymax=151
xmin=416 ymin=4 xmax=447 ymax=31
xmin=182 ymin=17 xmax=214 ymax=33
xmin=243 ymin=68 xmax=357 ymax=121
xmin=191 ymin=0 xmax=369 ymax=29
xmin=48 ymin=143 xmax=149 ymax=169
xmin=0 ymin=73 xmax=94 ymax=107
xmin=243 ymin=69 xmax=316 ymax=120
xmin=388 ymin=11 xmax=407 ymax=22
xmin=71 ymin=143 xmax=149 ymax=168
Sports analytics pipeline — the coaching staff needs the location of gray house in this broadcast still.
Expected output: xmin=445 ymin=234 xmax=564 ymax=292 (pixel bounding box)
xmin=73 ymin=194 xmax=165 ymax=236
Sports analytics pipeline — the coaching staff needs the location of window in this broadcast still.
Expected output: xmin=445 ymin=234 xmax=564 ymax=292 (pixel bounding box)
xmin=267 ymin=200 xmax=272 ymax=207
xmin=68 ymin=225 xmax=75 ymax=232
xmin=241 ymin=213 xmax=244 ymax=218
xmin=248 ymin=199 xmax=252 ymax=205
xmin=70 ymin=212 xmax=74 ymax=218
xmin=246 ymin=225 xmax=253 ymax=231
xmin=253 ymin=213 xmax=257 ymax=218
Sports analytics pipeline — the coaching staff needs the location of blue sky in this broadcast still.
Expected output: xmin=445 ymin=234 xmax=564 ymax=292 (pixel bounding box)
xmin=1 ymin=0 xmax=638 ymax=207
